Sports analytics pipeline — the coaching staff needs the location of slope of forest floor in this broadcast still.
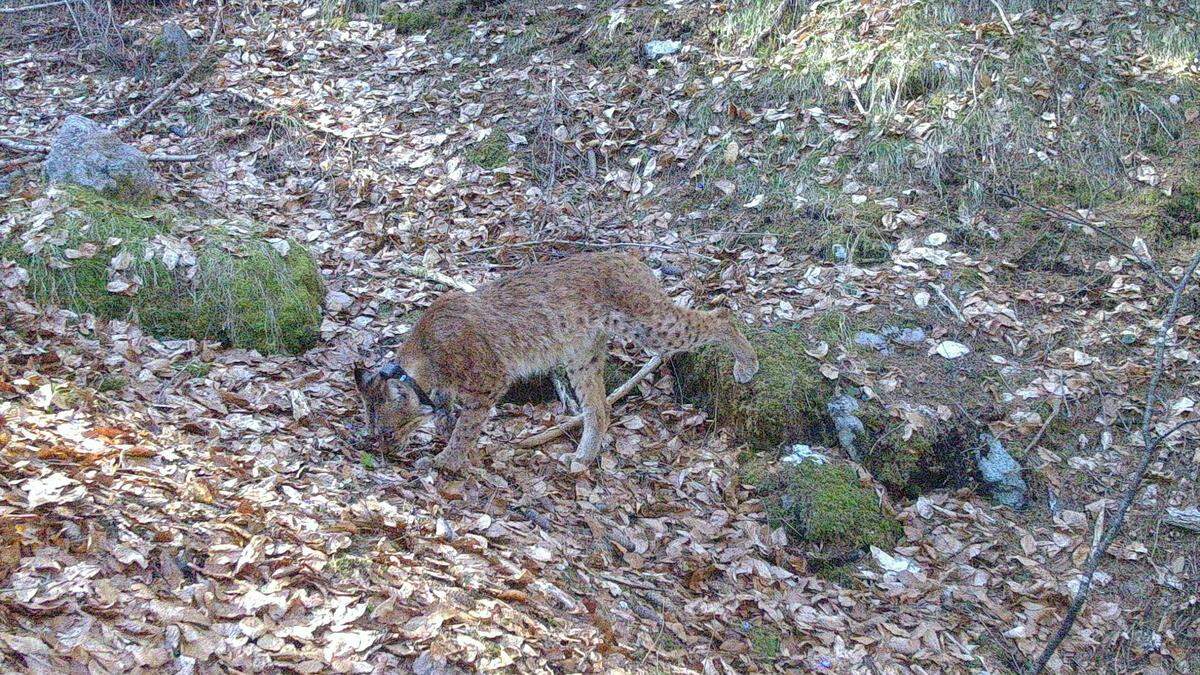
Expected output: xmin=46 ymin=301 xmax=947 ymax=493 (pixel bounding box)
xmin=2 ymin=0 xmax=1198 ymax=672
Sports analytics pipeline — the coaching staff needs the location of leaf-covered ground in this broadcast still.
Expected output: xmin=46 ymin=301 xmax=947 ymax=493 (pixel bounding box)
xmin=2 ymin=0 xmax=1199 ymax=672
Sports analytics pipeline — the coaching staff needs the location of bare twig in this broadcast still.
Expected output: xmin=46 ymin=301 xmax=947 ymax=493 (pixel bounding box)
xmin=396 ymin=264 xmax=476 ymax=293
xmin=229 ymin=90 xmax=377 ymax=140
xmin=114 ymin=0 xmax=224 ymax=133
xmin=1022 ymin=398 xmax=1062 ymax=457
xmin=466 ymin=238 xmax=721 ymax=264
xmin=1029 ymin=250 xmax=1200 ymax=674
xmin=1002 ymin=190 xmax=1173 ymax=290
xmin=0 ymin=138 xmax=49 ymax=153
xmin=1 ymin=136 xmax=198 ymax=163
xmin=0 ymin=0 xmax=71 ymax=14
xmin=988 ymin=0 xmax=1015 ymax=35
xmin=747 ymin=0 xmax=799 ymax=53
xmin=517 ymin=355 xmax=664 ymax=448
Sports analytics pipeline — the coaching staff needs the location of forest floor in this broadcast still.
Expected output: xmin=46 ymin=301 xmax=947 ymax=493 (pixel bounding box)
xmin=1 ymin=0 xmax=1199 ymax=672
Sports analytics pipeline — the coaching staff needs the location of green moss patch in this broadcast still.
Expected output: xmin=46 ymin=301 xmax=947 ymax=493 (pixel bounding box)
xmin=465 ymin=131 xmax=511 ymax=170
xmin=746 ymin=457 xmax=898 ymax=557
xmin=1 ymin=190 xmax=324 ymax=354
xmin=381 ymin=8 xmax=438 ymax=34
xmin=674 ymin=324 xmax=830 ymax=452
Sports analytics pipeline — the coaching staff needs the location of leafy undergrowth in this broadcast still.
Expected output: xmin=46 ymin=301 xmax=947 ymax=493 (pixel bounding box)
xmin=2 ymin=0 xmax=1199 ymax=672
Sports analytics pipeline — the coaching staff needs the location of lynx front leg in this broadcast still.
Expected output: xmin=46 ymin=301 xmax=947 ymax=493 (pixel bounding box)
xmin=566 ymin=351 xmax=610 ymax=472
xmin=432 ymin=398 xmax=492 ymax=472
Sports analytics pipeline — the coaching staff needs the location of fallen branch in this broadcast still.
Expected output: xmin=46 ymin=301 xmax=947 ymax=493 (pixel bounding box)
xmin=1002 ymin=190 xmax=1173 ymax=290
xmin=517 ymin=354 xmax=664 ymax=448
xmin=0 ymin=0 xmax=70 ymax=13
xmin=1 ymin=138 xmax=49 ymax=153
xmin=466 ymin=238 xmax=721 ymax=265
xmin=1029 ymin=249 xmax=1200 ymax=674
xmin=1021 ymin=398 xmax=1062 ymax=457
xmin=1 ymin=137 xmax=199 ymax=163
xmin=229 ymin=90 xmax=378 ymax=140
xmin=1164 ymin=506 xmax=1200 ymax=533
xmin=114 ymin=0 xmax=224 ymax=133
xmin=397 ymin=264 xmax=476 ymax=293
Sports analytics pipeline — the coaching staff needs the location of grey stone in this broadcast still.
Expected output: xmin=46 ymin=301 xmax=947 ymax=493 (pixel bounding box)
xmin=781 ymin=443 xmax=827 ymax=466
xmin=827 ymin=394 xmax=866 ymax=462
xmin=976 ymin=433 xmax=1028 ymax=509
xmin=643 ymin=40 xmax=682 ymax=60
xmin=45 ymin=115 xmax=158 ymax=199
xmin=892 ymin=327 xmax=926 ymax=346
xmin=854 ymin=330 xmax=890 ymax=353
xmin=157 ymin=23 xmax=193 ymax=62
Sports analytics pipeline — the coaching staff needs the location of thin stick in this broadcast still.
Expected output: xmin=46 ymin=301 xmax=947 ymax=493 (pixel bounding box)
xmin=466 ymin=238 xmax=721 ymax=264
xmin=229 ymin=90 xmax=378 ymax=140
xmin=988 ymin=0 xmax=1015 ymax=36
xmin=0 ymin=0 xmax=70 ymax=13
xmin=517 ymin=355 xmax=664 ymax=448
xmin=114 ymin=0 xmax=224 ymax=133
xmin=0 ymin=138 xmax=198 ymax=163
xmin=0 ymin=138 xmax=49 ymax=153
xmin=1003 ymin=190 xmax=1172 ymax=290
xmin=397 ymin=264 xmax=476 ymax=293
xmin=1029 ymin=250 xmax=1200 ymax=674
xmin=1022 ymin=398 xmax=1062 ymax=457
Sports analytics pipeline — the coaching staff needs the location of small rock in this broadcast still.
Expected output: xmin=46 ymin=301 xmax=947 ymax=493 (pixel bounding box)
xmin=642 ymin=40 xmax=682 ymax=60
xmin=157 ymin=23 xmax=193 ymax=62
xmin=45 ymin=115 xmax=158 ymax=199
xmin=976 ymin=433 xmax=1028 ymax=509
xmin=781 ymin=444 xmax=827 ymax=465
xmin=827 ymin=394 xmax=866 ymax=462
xmin=892 ymin=327 xmax=926 ymax=346
xmin=853 ymin=331 xmax=890 ymax=353
xmin=659 ymin=263 xmax=684 ymax=277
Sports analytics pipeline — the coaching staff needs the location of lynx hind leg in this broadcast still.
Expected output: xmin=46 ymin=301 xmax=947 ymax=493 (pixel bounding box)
xmin=618 ymin=294 xmax=759 ymax=383
xmin=720 ymin=309 xmax=759 ymax=383
xmin=565 ymin=345 xmax=610 ymax=472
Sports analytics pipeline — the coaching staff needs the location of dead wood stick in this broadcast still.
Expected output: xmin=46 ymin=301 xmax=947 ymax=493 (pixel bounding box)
xmin=396 ymin=264 xmax=476 ymax=293
xmin=228 ymin=90 xmax=377 ymax=140
xmin=466 ymin=238 xmax=721 ymax=265
xmin=0 ymin=0 xmax=70 ymax=13
xmin=1022 ymin=398 xmax=1062 ymax=456
xmin=0 ymin=138 xmax=49 ymax=153
xmin=1 ymin=137 xmax=198 ymax=163
xmin=1164 ymin=507 xmax=1200 ymax=533
xmin=747 ymin=0 xmax=799 ymax=53
xmin=114 ymin=0 xmax=224 ymax=133
xmin=1029 ymin=249 xmax=1200 ymax=674
xmin=517 ymin=355 xmax=665 ymax=448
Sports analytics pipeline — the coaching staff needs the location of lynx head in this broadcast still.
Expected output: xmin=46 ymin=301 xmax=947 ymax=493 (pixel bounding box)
xmin=353 ymin=363 xmax=425 ymax=446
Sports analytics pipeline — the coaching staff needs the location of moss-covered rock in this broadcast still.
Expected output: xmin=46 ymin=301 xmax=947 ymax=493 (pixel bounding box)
xmin=1 ymin=189 xmax=324 ymax=354
xmin=745 ymin=457 xmax=898 ymax=556
xmin=675 ymin=324 xmax=831 ymax=452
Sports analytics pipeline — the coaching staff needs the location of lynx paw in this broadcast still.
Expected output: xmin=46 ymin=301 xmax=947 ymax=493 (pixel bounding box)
xmin=733 ymin=357 xmax=759 ymax=384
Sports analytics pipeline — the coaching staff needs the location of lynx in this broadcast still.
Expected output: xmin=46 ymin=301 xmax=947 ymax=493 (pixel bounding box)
xmin=354 ymin=252 xmax=759 ymax=472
